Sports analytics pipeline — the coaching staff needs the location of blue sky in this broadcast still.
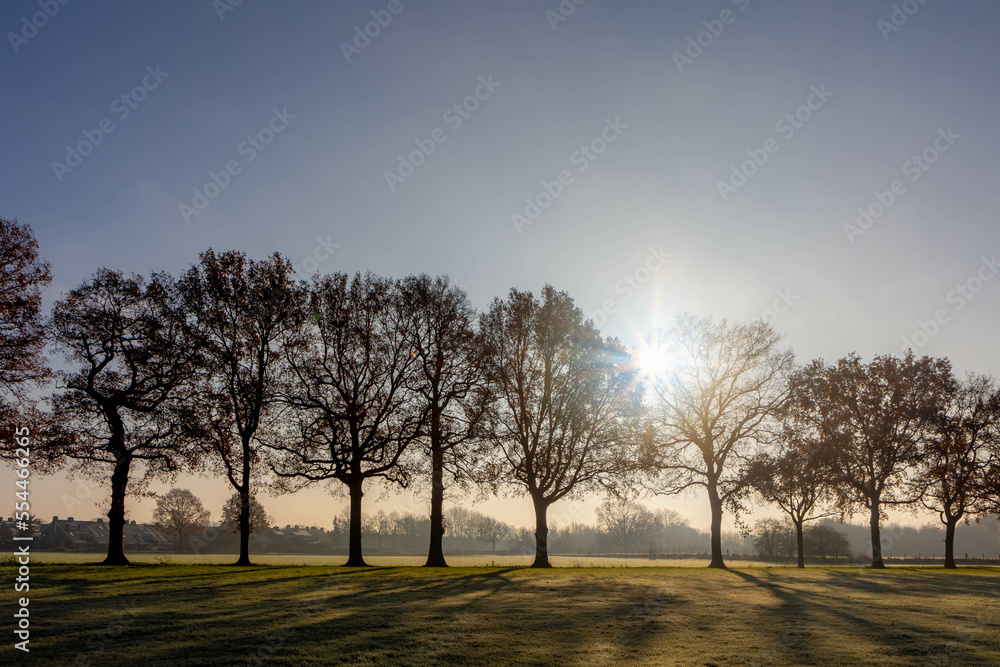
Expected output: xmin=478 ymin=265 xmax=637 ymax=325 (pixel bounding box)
xmin=4 ymin=0 xmax=1000 ymax=532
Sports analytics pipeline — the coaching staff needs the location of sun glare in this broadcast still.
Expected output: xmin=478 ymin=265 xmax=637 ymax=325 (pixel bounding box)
xmin=636 ymin=344 xmax=673 ymax=379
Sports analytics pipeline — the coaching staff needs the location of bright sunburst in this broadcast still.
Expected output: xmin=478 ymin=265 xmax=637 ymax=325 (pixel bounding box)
xmin=635 ymin=343 xmax=673 ymax=380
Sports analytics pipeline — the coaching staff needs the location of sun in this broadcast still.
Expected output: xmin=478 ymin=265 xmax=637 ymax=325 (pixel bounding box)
xmin=635 ymin=343 xmax=673 ymax=379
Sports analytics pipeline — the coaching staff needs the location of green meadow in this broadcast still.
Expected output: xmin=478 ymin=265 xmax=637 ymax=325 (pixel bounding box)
xmin=5 ymin=561 xmax=999 ymax=666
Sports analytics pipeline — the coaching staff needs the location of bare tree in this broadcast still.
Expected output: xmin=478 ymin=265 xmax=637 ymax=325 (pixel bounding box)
xmin=644 ymin=314 xmax=793 ymax=569
xmin=480 ymin=286 xmax=644 ymax=568
xmin=753 ymin=517 xmax=795 ymax=559
xmin=397 ymin=274 xmax=490 ymax=567
xmin=444 ymin=506 xmax=478 ymax=546
xmin=221 ymin=493 xmax=270 ymax=535
xmin=742 ymin=404 xmax=838 ymax=568
xmin=980 ymin=455 xmax=1000 ymax=517
xmin=803 ymin=523 xmax=851 ymax=559
xmin=596 ymin=496 xmax=658 ymax=555
xmin=371 ymin=509 xmax=396 ymax=550
xmin=153 ymin=488 xmax=210 ymax=550
xmin=787 ymin=353 xmax=955 ymax=568
xmin=270 ymin=273 xmax=424 ymax=567
xmin=0 ymin=218 xmax=51 ymax=438
xmin=920 ymin=374 xmax=1000 ymax=568
xmin=44 ymin=270 xmax=202 ymax=565
xmin=179 ymin=249 xmax=305 ymax=566
xmin=474 ymin=515 xmax=511 ymax=553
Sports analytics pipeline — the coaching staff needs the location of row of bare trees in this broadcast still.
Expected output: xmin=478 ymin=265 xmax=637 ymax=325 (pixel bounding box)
xmin=743 ymin=359 xmax=1000 ymax=568
xmin=2 ymin=221 xmax=999 ymax=569
xmin=9 ymin=243 xmax=644 ymax=567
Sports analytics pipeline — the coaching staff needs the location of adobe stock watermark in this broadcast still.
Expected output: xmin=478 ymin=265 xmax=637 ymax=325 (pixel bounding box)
xmin=545 ymin=0 xmax=591 ymax=32
xmin=878 ymin=0 xmax=930 ymax=41
xmin=844 ymin=126 xmax=959 ymax=244
xmin=341 ymin=0 xmax=416 ymax=63
xmin=243 ymin=593 xmax=333 ymax=666
xmin=929 ymin=584 xmax=1000 ymax=666
xmin=292 ymin=235 xmax=340 ymax=277
xmin=900 ymin=254 xmax=999 ymax=353
xmin=759 ymin=287 xmax=800 ymax=325
xmin=672 ymin=0 xmax=751 ymax=73
xmin=213 ymin=0 xmax=246 ymax=22
xmin=72 ymin=600 xmax=141 ymax=667
xmin=614 ymin=593 xmax=671 ymax=646
xmin=511 ymin=116 xmax=628 ymax=234
xmin=179 ymin=107 xmax=295 ymax=224
xmin=587 ymin=245 xmax=672 ymax=328
xmin=7 ymin=0 xmax=72 ymax=55
xmin=51 ymin=65 xmax=170 ymax=182
xmin=384 ymin=75 xmax=501 ymax=192
xmin=60 ymin=477 xmax=100 ymax=515
xmin=716 ymin=84 xmax=833 ymax=202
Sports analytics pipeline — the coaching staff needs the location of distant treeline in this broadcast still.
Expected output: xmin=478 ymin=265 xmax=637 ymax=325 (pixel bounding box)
xmin=134 ymin=488 xmax=1000 ymax=562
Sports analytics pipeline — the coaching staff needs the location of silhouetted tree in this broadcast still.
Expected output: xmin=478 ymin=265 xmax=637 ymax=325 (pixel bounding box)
xmin=787 ymin=353 xmax=955 ymax=568
xmin=221 ymin=493 xmax=270 ymax=534
xmin=753 ymin=517 xmax=795 ymax=558
xmin=743 ymin=411 xmax=837 ymax=568
xmin=270 ymin=273 xmax=424 ymax=567
xmin=480 ymin=286 xmax=644 ymax=568
xmin=444 ymin=505 xmax=477 ymax=544
xmin=982 ymin=453 xmax=1000 ymax=517
xmin=474 ymin=515 xmax=511 ymax=553
xmin=512 ymin=526 xmax=534 ymax=554
xmin=45 ymin=270 xmax=202 ymax=565
xmin=370 ymin=509 xmax=396 ymax=550
xmin=920 ymin=374 xmax=1000 ymax=568
xmin=596 ymin=495 xmax=659 ymax=555
xmin=179 ymin=249 xmax=305 ymax=566
xmin=153 ymin=488 xmax=210 ymax=551
xmin=398 ymin=274 xmax=490 ymax=567
xmin=0 ymin=218 xmax=51 ymax=439
xmin=644 ymin=315 xmax=793 ymax=569
xmin=804 ymin=523 xmax=851 ymax=559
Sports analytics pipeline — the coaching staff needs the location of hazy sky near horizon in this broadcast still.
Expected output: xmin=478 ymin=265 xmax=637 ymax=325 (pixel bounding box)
xmin=3 ymin=1 xmax=1000 ymax=534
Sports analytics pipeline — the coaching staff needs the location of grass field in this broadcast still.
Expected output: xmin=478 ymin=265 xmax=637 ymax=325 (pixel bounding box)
xmin=21 ymin=551 xmax=770 ymax=568
xmin=4 ymin=561 xmax=999 ymax=666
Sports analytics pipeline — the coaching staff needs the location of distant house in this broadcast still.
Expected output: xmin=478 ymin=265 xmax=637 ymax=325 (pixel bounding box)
xmin=284 ymin=526 xmax=322 ymax=547
xmin=36 ymin=517 xmax=172 ymax=551
xmin=1 ymin=518 xmax=19 ymax=547
xmin=257 ymin=525 xmax=327 ymax=552
xmin=38 ymin=516 xmax=110 ymax=551
xmin=124 ymin=522 xmax=172 ymax=550
xmin=1 ymin=517 xmax=42 ymax=547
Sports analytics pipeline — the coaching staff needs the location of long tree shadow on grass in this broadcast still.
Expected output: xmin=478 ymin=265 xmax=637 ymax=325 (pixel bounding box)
xmin=727 ymin=568 xmax=999 ymax=666
xmin=28 ymin=566 xmax=686 ymax=666
xmin=23 ymin=566 xmax=1000 ymax=666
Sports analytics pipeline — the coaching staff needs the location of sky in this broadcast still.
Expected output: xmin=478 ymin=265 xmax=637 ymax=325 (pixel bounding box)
xmin=2 ymin=0 xmax=1000 ymax=536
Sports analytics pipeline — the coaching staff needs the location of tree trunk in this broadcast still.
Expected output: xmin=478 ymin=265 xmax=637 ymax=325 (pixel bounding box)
xmin=794 ymin=519 xmax=805 ymax=569
xmin=101 ymin=453 xmax=132 ymax=566
xmin=346 ymin=478 xmax=368 ymax=567
xmin=707 ymin=482 xmax=726 ymax=569
xmin=868 ymin=499 xmax=885 ymax=569
xmin=234 ymin=441 xmax=253 ymax=566
xmin=531 ymin=495 xmax=551 ymax=568
xmin=943 ymin=517 xmax=958 ymax=569
xmin=424 ymin=443 xmax=447 ymax=567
